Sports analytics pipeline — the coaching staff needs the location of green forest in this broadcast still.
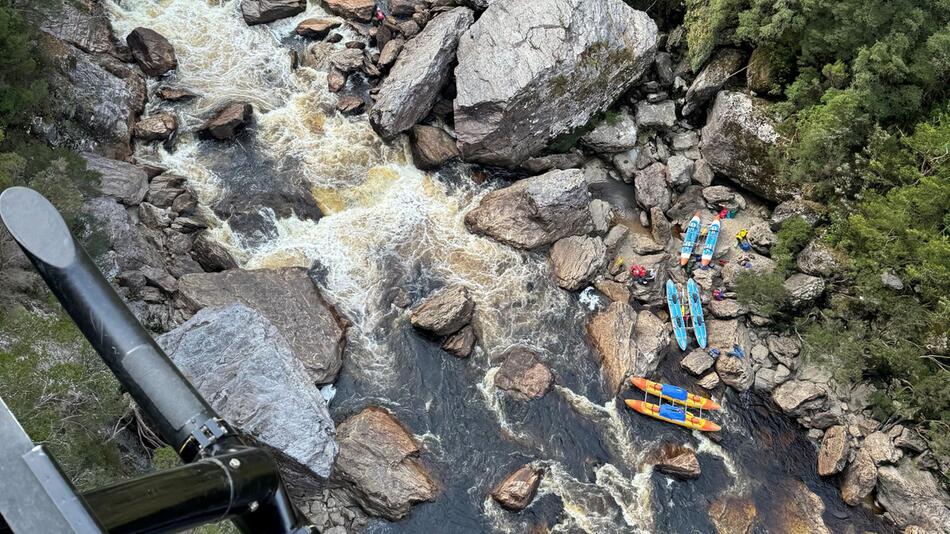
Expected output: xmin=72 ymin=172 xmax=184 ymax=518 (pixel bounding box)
xmin=679 ymin=0 xmax=950 ymax=455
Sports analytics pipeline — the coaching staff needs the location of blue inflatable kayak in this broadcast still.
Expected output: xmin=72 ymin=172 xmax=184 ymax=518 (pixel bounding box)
xmin=666 ymin=280 xmax=688 ymax=351
xmin=701 ymin=217 xmax=721 ymax=266
xmin=687 ymin=278 xmax=707 ymax=349
xmin=679 ymin=212 xmax=702 ymax=266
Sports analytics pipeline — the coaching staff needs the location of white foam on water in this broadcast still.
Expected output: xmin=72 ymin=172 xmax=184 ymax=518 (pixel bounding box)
xmin=555 ymin=385 xmax=643 ymax=468
xmin=536 ymin=461 xmax=653 ymax=534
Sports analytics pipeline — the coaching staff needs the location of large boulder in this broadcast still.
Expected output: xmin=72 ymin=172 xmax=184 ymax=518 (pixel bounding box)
xmin=863 ymin=431 xmax=901 ymax=465
xmin=333 ymin=407 xmax=438 ymax=520
xmin=200 ymin=102 xmax=253 ymax=140
xmin=126 ymin=28 xmax=177 ymax=77
xmin=491 ymin=465 xmax=542 ymax=511
xmin=635 ymin=163 xmax=671 ymax=211
xmin=681 ymin=348 xmax=715 ymax=375
xmin=454 ymin=0 xmax=658 ymax=166
xmin=159 ymin=305 xmax=338 ymax=479
xmin=464 ymin=168 xmax=592 ymax=249
xmin=783 ymin=273 xmax=825 ymax=307
xmin=410 ymin=125 xmax=460 ymax=169
xmin=652 ymin=443 xmax=701 ymax=480
xmin=715 ymin=354 xmax=753 ymax=392
xmin=81 ymin=153 xmax=149 ymax=205
xmin=772 ymin=380 xmax=826 ymax=416
xmin=241 ymin=0 xmax=307 ymax=25
xmin=549 ymin=236 xmax=607 ymax=291
xmin=176 ymin=268 xmax=347 ymax=384
xmin=370 ymin=8 xmax=474 ymax=138
xmin=323 ymin=0 xmax=376 ymax=21
xmin=817 ymin=425 xmax=849 ymax=476
xmin=38 ymin=0 xmax=115 ymax=54
xmin=797 ymin=240 xmax=843 ymax=277
xmin=587 ymin=303 xmax=668 ymax=394
xmin=840 ymin=448 xmax=877 ymax=506
xmin=708 ymin=495 xmax=757 ymax=534
xmin=877 ymin=460 xmax=950 ymax=532
xmin=682 ymin=49 xmax=745 ymax=116
xmin=581 ymin=110 xmax=639 ymax=154
xmin=494 ymin=347 xmax=554 ymax=400
xmin=81 ymin=197 xmax=164 ymax=276
xmin=39 ymin=33 xmax=146 ymax=160
xmin=701 ymin=91 xmax=786 ymax=202
xmin=133 ymin=112 xmax=178 ymax=142
xmin=409 ymin=285 xmax=475 ymax=337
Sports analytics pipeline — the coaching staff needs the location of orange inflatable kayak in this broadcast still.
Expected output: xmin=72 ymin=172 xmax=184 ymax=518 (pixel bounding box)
xmin=625 ymin=399 xmax=721 ymax=432
xmin=630 ymin=377 xmax=721 ymax=411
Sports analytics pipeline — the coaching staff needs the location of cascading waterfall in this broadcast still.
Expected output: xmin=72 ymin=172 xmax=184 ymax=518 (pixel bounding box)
xmin=105 ymin=2 xmax=891 ymax=532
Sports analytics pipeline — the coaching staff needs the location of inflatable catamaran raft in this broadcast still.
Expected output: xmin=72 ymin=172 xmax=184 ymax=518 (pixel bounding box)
xmin=625 ymin=377 xmax=722 ymax=432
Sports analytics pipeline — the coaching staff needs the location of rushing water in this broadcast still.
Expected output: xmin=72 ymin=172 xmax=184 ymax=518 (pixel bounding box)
xmin=106 ymin=2 xmax=892 ymax=532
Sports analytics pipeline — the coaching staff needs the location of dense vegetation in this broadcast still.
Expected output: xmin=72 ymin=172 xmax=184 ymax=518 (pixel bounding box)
xmin=687 ymin=0 xmax=950 ymax=456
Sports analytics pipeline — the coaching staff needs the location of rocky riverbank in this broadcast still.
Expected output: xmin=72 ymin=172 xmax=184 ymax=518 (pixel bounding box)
xmin=22 ymin=0 xmax=948 ymax=532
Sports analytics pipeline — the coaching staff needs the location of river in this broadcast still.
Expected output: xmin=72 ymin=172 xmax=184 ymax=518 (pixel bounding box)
xmin=105 ymin=2 xmax=891 ymax=532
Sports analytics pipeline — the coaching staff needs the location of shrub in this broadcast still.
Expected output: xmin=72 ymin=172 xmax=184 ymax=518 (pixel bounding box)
xmin=735 ymin=271 xmax=788 ymax=318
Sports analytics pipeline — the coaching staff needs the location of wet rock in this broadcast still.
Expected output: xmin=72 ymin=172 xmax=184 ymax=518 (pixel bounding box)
xmin=796 ymin=240 xmax=841 ymax=277
xmin=682 ymin=49 xmax=744 ymax=116
xmin=522 ymin=151 xmax=587 ymax=174
xmin=176 ymin=268 xmax=347 ymax=384
xmin=199 ymin=101 xmax=253 ymax=140
xmin=715 ymin=354 xmax=753 ymax=392
xmin=779 ymin=481 xmax=831 ymax=534
xmin=653 ymin=443 xmax=700 ymax=480
xmin=701 ymin=91 xmax=785 ymax=202
xmin=650 ymin=207 xmax=671 ymax=246
xmin=595 ymin=279 xmax=630 ymax=304
xmin=370 ymin=8 xmax=473 ymax=138
xmin=549 ymin=236 xmax=606 ymax=291
xmin=40 ymin=34 xmax=146 ymax=160
xmin=635 ymin=100 xmax=676 ymax=129
xmin=818 ymin=425 xmax=850 ymax=476
xmin=681 ymin=348 xmax=715 ymax=376
xmin=783 ymin=273 xmax=825 ymax=307
xmin=635 ymin=162 xmax=671 ymax=211
xmin=441 ymin=325 xmax=476 ymax=358
xmin=410 ymin=285 xmax=474 ymax=337
xmin=296 ymin=18 xmax=341 ymax=39
xmin=698 ymin=372 xmax=720 ymax=389
xmin=133 ymin=112 xmax=178 ymax=142
xmin=770 ymin=198 xmax=825 ymax=229
xmin=491 ymin=465 xmax=542 ymax=511
xmin=464 ymin=168 xmax=592 ymax=249
xmin=494 ymin=347 xmax=553 ymax=400
xmin=327 ymin=69 xmax=347 ymax=93
xmin=156 ymin=86 xmax=197 ymax=102
xmin=81 ymin=153 xmax=149 ymax=205
xmin=454 ymin=0 xmax=657 ymax=166
xmin=587 ymin=302 xmax=637 ymax=394
xmin=708 ymin=495 xmax=757 ymax=534
xmin=581 ymin=110 xmax=639 ymax=153
xmin=190 ymin=232 xmax=238 ymax=272
xmin=336 ymin=95 xmax=365 ymax=114
xmin=159 ymin=304 xmax=338 ymax=478
xmin=126 ymin=27 xmax=178 ymax=77
xmin=241 ymin=0 xmax=307 ymax=25
xmin=863 ymin=431 xmax=901 ymax=465
xmin=666 ymin=155 xmax=693 ymax=190
xmin=773 ymin=380 xmax=826 ymax=416
xmin=334 ymin=407 xmax=437 ymax=520
xmin=877 ymin=460 xmax=950 ymax=532
xmin=409 ymin=125 xmax=459 ymax=169
xmin=841 ymin=448 xmax=877 ymax=506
